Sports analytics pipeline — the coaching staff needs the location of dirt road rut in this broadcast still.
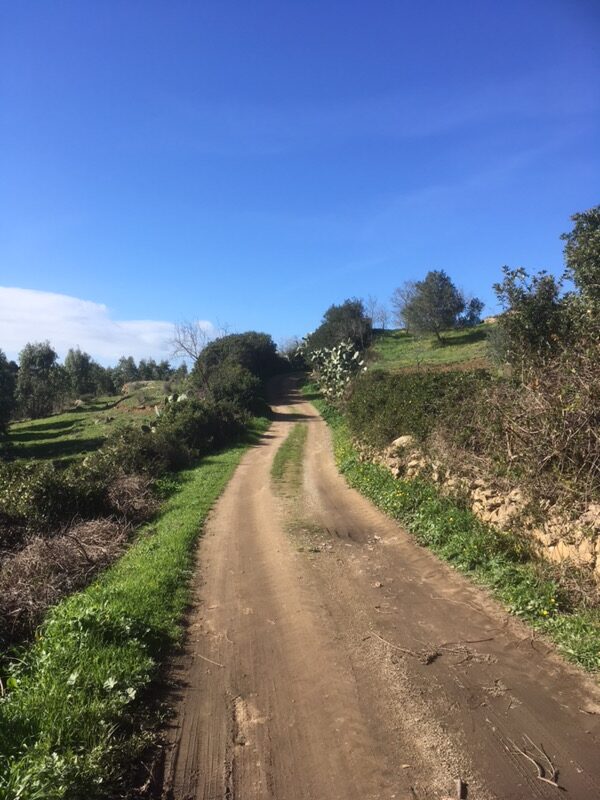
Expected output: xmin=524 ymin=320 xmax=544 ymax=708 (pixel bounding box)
xmin=161 ymin=379 xmax=600 ymax=800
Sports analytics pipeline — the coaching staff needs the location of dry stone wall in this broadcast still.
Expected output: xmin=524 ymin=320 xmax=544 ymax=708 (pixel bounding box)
xmin=358 ymin=435 xmax=600 ymax=577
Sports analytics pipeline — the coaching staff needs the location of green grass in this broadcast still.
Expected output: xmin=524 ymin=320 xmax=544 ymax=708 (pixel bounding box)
xmin=369 ymin=324 xmax=492 ymax=372
xmin=7 ymin=385 xmax=169 ymax=465
xmin=271 ymin=423 xmax=308 ymax=492
xmin=308 ymin=389 xmax=600 ymax=673
xmin=0 ymin=417 xmax=269 ymax=800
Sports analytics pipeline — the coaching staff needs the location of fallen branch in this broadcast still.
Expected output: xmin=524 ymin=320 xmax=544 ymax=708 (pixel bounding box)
xmin=509 ymin=736 xmax=561 ymax=790
xmin=197 ymin=653 xmax=224 ymax=668
xmin=370 ymin=631 xmax=440 ymax=664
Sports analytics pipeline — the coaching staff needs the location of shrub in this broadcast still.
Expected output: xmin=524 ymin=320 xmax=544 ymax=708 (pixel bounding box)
xmin=345 ymin=369 xmax=490 ymax=448
xmin=84 ymin=424 xmax=192 ymax=478
xmin=156 ymin=398 xmax=247 ymax=457
xmin=192 ymin=331 xmax=283 ymax=389
xmin=493 ymin=267 xmax=568 ymax=368
xmin=0 ymin=461 xmax=108 ymax=527
xmin=206 ymin=362 xmax=263 ymax=412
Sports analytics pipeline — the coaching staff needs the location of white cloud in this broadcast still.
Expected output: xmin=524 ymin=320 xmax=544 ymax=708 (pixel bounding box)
xmin=0 ymin=287 xmax=214 ymax=365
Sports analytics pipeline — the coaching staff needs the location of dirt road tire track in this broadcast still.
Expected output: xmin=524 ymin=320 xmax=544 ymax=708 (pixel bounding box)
xmin=160 ymin=377 xmax=600 ymax=800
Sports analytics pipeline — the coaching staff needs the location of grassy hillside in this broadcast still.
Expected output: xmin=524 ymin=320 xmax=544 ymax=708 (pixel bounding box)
xmin=7 ymin=381 xmax=169 ymax=464
xmin=368 ymin=324 xmax=492 ymax=372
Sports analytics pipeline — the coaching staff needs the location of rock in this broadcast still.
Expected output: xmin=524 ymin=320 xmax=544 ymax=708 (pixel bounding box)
xmin=391 ymin=435 xmax=415 ymax=450
xmin=575 ymin=537 xmax=595 ymax=566
xmin=579 ymin=503 xmax=600 ymax=532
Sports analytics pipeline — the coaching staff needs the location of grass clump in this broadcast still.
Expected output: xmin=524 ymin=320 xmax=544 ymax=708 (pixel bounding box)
xmin=271 ymin=423 xmax=308 ymax=491
xmin=309 ymin=391 xmax=600 ymax=673
xmin=0 ymin=418 xmax=269 ymax=800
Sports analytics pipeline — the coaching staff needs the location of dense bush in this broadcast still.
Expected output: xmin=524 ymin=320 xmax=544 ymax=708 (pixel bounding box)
xmin=305 ymin=298 xmax=372 ymax=351
xmin=345 ymin=369 xmax=490 ymax=448
xmin=205 ymin=362 xmax=265 ymax=412
xmin=193 ymin=331 xmax=283 ymax=388
xmin=156 ymin=398 xmax=247 ymax=456
xmin=493 ymin=267 xmax=568 ymax=368
xmin=0 ymin=461 xmax=108 ymax=527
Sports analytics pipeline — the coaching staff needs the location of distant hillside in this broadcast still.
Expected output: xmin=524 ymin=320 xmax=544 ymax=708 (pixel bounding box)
xmin=367 ymin=323 xmax=493 ymax=372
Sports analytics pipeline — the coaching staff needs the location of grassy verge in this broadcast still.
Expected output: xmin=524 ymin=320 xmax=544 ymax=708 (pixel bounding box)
xmin=271 ymin=423 xmax=308 ymax=492
xmin=309 ymin=390 xmax=600 ymax=673
xmin=0 ymin=418 xmax=269 ymax=800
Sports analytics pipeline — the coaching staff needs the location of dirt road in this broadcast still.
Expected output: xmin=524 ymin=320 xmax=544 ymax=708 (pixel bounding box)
xmin=160 ymin=378 xmax=600 ymax=800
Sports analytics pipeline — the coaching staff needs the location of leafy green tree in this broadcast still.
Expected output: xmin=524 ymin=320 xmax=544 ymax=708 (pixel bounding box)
xmin=306 ymin=299 xmax=372 ymax=351
xmin=562 ymin=205 xmax=600 ymax=308
xmin=64 ymin=348 xmax=95 ymax=397
xmin=90 ymin=362 xmax=117 ymax=395
xmin=459 ymin=298 xmax=485 ymax=328
xmin=114 ymin=356 xmax=139 ymax=388
xmin=0 ymin=349 xmax=17 ymax=433
xmin=16 ymin=341 xmax=60 ymax=418
xmin=172 ymin=362 xmax=188 ymax=383
xmin=394 ymin=271 xmax=475 ymax=342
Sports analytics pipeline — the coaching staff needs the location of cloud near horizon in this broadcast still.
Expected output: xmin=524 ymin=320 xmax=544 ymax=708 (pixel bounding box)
xmin=0 ymin=287 xmax=214 ymax=365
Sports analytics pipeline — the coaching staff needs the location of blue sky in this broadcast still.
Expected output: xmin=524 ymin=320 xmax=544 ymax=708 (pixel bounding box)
xmin=1 ymin=0 xmax=599 ymax=363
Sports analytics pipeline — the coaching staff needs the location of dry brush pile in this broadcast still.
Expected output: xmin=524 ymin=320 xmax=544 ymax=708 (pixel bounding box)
xmin=0 ymin=465 xmax=159 ymax=647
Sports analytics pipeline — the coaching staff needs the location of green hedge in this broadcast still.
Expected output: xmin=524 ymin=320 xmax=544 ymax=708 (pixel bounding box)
xmin=345 ymin=369 xmax=490 ymax=448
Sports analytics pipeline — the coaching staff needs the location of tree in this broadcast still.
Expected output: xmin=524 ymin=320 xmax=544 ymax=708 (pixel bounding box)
xmin=393 ymin=271 xmax=479 ymax=342
xmin=16 ymin=341 xmax=60 ymax=418
xmin=306 ymin=298 xmax=372 ymax=351
xmin=0 ymin=349 xmax=17 ymax=433
xmin=375 ymin=305 xmax=390 ymax=330
xmin=459 ymin=297 xmax=485 ymax=328
xmin=90 ymin=362 xmax=117 ymax=395
xmin=64 ymin=347 xmax=95 ymax=397
xmin=114 ymin=356 xmax=139 ymax=388
xmin=562 ymin=205 xmax=600 ymax=308
xmin=391 ymin=282 xmax=417 ymax=330
xmin=171 ymin=320 xmax=213 ymax=364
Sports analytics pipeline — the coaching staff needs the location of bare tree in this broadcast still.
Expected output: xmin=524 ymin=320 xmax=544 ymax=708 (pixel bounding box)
xmin=364 ymin=295 xmax=379 ymax=327
xmin=375 ymin=305 xmax=389 ymax=330
xmin=171 ymin=320 xmax=213 ymax=363
xmin=364 ymin=295 xmax=391 ymax=331
xmin=391 ymin=282 xmax=417 ymax=329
